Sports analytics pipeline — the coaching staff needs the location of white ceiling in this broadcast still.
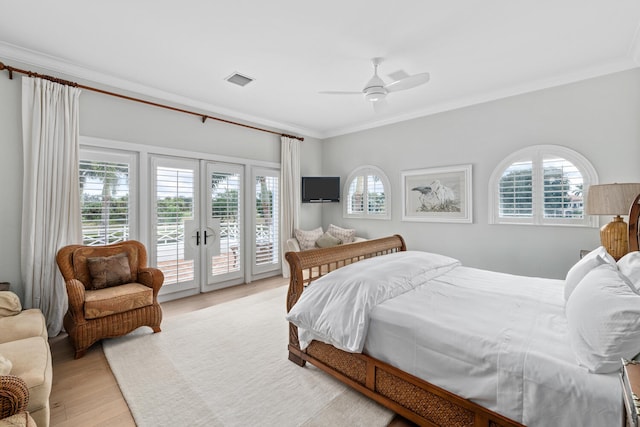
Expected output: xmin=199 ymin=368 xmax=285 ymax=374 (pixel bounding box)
xmin=1 ymin=1 xmax=639 ymax=139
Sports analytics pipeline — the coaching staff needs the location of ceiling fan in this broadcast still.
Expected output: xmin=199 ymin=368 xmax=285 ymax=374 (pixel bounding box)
xmin=319 ymin=57 xmax=430 ymax=112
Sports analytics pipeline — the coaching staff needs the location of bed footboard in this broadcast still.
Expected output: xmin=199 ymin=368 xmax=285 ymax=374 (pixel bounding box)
xmin=285 ymin=235 xmax=406 ymax=350
xmin=284 ymin=235 xmax=523 ymax=427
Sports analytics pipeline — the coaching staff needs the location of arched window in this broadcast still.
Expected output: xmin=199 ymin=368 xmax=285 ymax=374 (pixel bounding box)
xmin=489 ymin=145 xmax=598 ymax=227
xmin=343 ymin=165 xmax=391 ymax=220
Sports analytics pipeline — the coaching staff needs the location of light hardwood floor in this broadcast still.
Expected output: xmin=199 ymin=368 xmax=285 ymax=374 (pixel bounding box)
xmin=48 ymin=276 xmax=414 ymax=426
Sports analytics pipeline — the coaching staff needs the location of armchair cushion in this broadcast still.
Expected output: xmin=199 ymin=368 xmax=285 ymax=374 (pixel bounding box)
xmin=84 ymin=283 xmax=153 ymax=319
xmin=87 ymin=252 xmax=132 ymax=289
xmin=0 ymin=293 xmax=21 ymax=317
xmin=0 ymin=310 xmax=47 ymax=344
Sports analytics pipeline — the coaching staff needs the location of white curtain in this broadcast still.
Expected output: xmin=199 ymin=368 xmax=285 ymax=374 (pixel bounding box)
xmin=21 ymin=76 xmax=82 ymax=337
xmin=280 ymin=136 xmax=300 ymax=278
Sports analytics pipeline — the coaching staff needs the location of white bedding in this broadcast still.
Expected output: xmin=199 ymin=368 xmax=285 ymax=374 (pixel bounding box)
xmin=286 ymin=251 xmax=460 ymax=352
xmin=286 ymin=251 xmax=622 ymax=426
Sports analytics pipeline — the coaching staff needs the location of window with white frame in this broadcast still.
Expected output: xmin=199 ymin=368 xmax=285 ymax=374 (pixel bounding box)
xmin=489 ymin=145 xmax=597 ymax=227
xmin=344 ymin=165 xmax=391 ymax=219
xmin=79 ymin=148 xmax=137 ymax=245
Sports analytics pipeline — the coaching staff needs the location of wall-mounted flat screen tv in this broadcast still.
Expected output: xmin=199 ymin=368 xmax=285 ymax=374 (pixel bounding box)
xmin=301 ymin=176 xmax=340 ymax=203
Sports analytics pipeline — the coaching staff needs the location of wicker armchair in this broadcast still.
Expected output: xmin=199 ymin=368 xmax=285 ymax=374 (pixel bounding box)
xmin=56 ymin=240 xmax=164 ymax=359
xmin=0 ymin=375 xmax=36 ymax=426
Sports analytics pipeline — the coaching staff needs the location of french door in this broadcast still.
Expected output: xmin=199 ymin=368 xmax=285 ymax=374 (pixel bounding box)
xmin=151 ymin=156 xmax=279 ymax=299
xmin=252 ymin=167 xmax=280 ymax=277
xmin=200 ymin=162 xmax=244 ymax=292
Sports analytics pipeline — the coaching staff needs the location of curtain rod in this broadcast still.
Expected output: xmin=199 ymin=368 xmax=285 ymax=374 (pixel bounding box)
xmin=0 ymin=61 xmax=304 ymax=142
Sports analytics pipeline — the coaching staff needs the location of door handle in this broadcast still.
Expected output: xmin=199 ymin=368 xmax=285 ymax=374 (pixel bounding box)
xmin=204 ymin=231 xmax=210 ymax=245
xmin=196 ymin=231 xmax=200 ymax=246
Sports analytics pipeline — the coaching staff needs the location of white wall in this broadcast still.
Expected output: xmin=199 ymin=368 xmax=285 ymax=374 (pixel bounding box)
xmin=321 ymin=69 xmax=640 ymax=279
xmin=0 ymin=62 xmax=321 ymax=300
xmin=1 ymin=63 xmax=638 ymax=300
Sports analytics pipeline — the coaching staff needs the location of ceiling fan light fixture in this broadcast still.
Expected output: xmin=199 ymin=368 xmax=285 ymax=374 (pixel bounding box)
xmin=365 ymin=89 xmax=386 ymax=102
xmin=319 ymin=57 xmax=429 ymax=108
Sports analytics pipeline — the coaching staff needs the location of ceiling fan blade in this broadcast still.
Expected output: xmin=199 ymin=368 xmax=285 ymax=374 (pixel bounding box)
xmin=372 ymin=98 xmax=388 ymax=113
xmin=318 ymin=91 xmax=362 ymax=95
xmin=387 ymin=70 xmax=410 ymax=81
xmin=385 ymin=72 xmax=430 ymax=93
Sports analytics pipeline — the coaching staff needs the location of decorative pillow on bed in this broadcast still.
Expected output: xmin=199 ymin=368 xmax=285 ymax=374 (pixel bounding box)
xmin=86 ymin=252 xmax=132 ymax=290
xmin=564 ymin=246 xmax=616 ymax=302
xmin=618 ymin=251 xmax=640 ymax=293
xmin=566 ymin=263 xmax=640 ymax=373
xmin=294 ymin=227 xmax=323 ymax=251
xmin=327 ymin=224 xmax=356 ymax=244
xmin=315 ymin=232 xmax=342 ymax=248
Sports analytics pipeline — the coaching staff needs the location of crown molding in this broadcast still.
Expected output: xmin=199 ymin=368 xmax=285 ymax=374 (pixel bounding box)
xmin=0 ymin=42 xmax=321 ymax=140
xmin=2 ymin=41 xmax=637 ymax=141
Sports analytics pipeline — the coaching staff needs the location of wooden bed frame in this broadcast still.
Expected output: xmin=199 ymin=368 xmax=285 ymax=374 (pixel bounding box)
xmin=285 ymin=235 xmax=523 ymax=427
xmin=285 ymin=202 xmax=640 ymax=427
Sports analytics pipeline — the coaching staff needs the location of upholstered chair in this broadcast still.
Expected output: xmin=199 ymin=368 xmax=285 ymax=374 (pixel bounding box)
xmin=56 ymin=240 xmax=163 ymax=359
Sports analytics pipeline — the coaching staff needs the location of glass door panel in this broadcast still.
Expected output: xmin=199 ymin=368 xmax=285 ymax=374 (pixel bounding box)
xmin=152 ymin=157 xmax=199 ymax=296
xmin=253 ymin=168 xmax=280 ymax=276
xmin=202 ymin=162 xmax=244 ymax=291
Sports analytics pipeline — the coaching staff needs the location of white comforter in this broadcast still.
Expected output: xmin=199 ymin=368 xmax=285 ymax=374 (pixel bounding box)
xmin=286 ymin=251 xmax=460 ymax=352
xmin=285 ymin=251 xmax=621 ymax=426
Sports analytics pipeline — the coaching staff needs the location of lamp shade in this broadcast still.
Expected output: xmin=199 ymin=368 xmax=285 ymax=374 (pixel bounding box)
xmin=586 ymin=183 xmax=640 ymax=216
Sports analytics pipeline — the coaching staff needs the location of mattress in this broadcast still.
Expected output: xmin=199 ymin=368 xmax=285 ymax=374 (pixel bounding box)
xmin=362 ymin=265 xmax=621 ymax=426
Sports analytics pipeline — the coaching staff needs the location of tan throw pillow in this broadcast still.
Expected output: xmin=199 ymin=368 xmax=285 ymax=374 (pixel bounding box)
xmin=87 ymin=253 xmax=132 ymax=290
xmin=0 ymin=353 xmax=12 ymax=375
xmin=316 ymin=232 xmax=342 ymax=248
xmin=294 ymin=227 xmax=323 ymax=251
xmin=0 ymin=291 xmax=22 ymax=317
xmin=327 ymin=224 xmax=356 ymax=244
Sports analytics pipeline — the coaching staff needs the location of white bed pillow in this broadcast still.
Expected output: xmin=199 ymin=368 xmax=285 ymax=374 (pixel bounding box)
xmin=565 ymin=264 xmax=640 ymax=373
xmin=294 ymin=227 xmax=323 ymax=251
xmin=564 ymin=246 xmax=615 ymax=302
xmin=618 ymin=251 xmax=640 ymax=293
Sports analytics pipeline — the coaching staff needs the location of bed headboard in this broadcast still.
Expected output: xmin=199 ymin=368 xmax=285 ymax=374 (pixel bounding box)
xmin=629 ymin=193 xmax=640 ymax=252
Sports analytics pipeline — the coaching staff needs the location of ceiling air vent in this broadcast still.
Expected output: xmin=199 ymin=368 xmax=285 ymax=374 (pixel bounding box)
xmin=225 ymin=72 xmax=254 ymax=87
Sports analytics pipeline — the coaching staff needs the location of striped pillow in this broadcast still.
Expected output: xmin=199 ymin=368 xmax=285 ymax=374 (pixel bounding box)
xmin=327 ymin=224 xmax=356 ymax=244
xmin=294 ymin=227 xmax=323 ymax=251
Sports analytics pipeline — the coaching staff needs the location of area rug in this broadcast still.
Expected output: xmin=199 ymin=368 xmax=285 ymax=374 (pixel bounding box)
xmin=103 ymin=286 xmax=394 ymax=427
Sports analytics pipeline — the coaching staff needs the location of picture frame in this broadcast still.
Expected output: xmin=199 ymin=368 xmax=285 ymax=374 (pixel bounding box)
xmin=401 ymin=164 xmax=472 ymax=223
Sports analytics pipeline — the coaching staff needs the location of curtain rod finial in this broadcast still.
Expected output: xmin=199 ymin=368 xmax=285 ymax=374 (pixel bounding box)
xmin=0 ymin=62 xmax=12 ymax=79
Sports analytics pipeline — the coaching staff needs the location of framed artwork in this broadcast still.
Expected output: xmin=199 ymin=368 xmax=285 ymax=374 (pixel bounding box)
xmin=401 ymin=164 xmax=472 ymax=223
